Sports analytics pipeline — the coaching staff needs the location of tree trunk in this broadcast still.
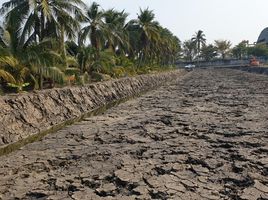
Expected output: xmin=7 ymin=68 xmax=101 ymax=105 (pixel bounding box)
xmin=39 ymin=68 xmax=43 ymax=90
xmin=60 ymin=26 xmax=67 ymax=67
xmin=90 ymin=27 xmax=100 ymax=59
xmin=40 ymin=11 xmax=45 ymax=42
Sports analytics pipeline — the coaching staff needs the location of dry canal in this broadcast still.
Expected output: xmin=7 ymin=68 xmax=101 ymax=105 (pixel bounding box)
xmin=0 ymin=68 xmax=268 ymax=199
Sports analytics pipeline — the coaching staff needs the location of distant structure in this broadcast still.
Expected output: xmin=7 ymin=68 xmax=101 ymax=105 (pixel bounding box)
xmin=257 ymin=28 xmax=268 ymax=45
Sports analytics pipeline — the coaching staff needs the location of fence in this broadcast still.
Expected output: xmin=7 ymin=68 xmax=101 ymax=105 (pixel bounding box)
xmin=176 ymin=58 xmax=268 ymax=68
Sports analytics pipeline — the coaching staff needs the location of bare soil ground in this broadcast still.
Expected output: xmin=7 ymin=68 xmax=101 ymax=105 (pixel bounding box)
xmin=0 ymin=68 xmax=268 ymax=200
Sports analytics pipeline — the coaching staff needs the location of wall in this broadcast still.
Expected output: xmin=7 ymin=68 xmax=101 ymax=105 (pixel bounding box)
xmin=177 ymin=58 xmax=268 ymax=68
xmin=0 ymin=70 xmax=185 ymax=147
xmin=232 ymin=66 xmax=268 ymax=75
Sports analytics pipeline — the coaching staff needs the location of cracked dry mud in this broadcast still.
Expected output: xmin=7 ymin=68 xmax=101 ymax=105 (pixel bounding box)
xmin=1 ymin=68 xmax=268 ymax=200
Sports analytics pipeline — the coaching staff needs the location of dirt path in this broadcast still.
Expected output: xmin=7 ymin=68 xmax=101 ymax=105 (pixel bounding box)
xmin=0 ymin=68 xmax=268 ymax=200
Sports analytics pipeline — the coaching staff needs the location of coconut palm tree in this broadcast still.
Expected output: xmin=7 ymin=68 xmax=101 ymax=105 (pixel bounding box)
xmin=0 ymin=55 xmax=17 ymax=87
xmin=0 ymin=21 xmax=64 ymax=90
xmin=1 ymin=0 xmax=85 ymax=61
xmin=103 ymin=9 xmax=129 ymax=55
xmin=66 ymin=41 xmax=93 ymax=73
xmin=191 ymin=30 xmax=206 ymax=65
xmin=183 ymin=40 xmax=196 ymax=62
xmin=0 ymin=0 xmax=86 ymax=89
xmin=158 ymin=27 xmax=181 ymax=66
xmin=0 ymin=23 xmax=32 ymax=91
xmin=0 ymin=1 xmax=184 ymax=93
xmin=26 ymin=40 xmax=65 ymax=89
xmin=0 ymin=56 xmax=32 ymax=92
xmin=1 ymin=0 xmax=85 ymax=39
xmin=128 ymin=8 xmax=160 ymax=65
xmin=0 ymin=26 xmax=8 ymax=48
xmin=79 ymin=2 xmax=107 ymax=54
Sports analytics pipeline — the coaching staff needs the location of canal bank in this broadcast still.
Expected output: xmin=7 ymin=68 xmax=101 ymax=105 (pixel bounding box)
xmin=0 ymin=70 xmax=186 ymax=149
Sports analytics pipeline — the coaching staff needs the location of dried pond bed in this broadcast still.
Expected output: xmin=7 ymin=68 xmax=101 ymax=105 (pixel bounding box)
xmin=0 ymin=68 xmax=268 ymax=199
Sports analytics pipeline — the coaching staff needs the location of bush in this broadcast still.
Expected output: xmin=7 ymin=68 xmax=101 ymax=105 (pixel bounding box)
xmin=112 ymin=66 xmax=126 ymax=78
xmin=91 ymin=72 xmax=111 ymax=82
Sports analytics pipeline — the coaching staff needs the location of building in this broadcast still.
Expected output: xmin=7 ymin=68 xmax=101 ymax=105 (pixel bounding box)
xmin=257 ymin=27 xmax=268 ymax=44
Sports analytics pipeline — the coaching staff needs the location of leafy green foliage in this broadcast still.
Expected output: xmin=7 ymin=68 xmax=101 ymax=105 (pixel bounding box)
xmin=232 ymin=40 xmax=248 ymax=59
xmin=183 ymin=40 xmax=196 ymax=62
xmin=8 ymin=82 xmax=29 ymax=93
xmin=0 ymin=1 xmax=182 ymax=94
xmin=200 ymin=44 xmax=217 ymax=61
xmin=214 ymin=40 xmax=232 ymax=60
xmin=247 ymin=44 xmax=268 ymax=57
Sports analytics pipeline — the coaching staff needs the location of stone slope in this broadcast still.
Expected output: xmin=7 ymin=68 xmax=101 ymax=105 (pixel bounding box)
xmin=0 ymin=70 xmax=185 ymax=147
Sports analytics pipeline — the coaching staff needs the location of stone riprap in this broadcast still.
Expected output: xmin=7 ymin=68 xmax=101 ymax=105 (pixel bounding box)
xmin=0 ymin=70 xmax=185 ymax=147
xmin=0 ymin=68 xmax=268 ymax=199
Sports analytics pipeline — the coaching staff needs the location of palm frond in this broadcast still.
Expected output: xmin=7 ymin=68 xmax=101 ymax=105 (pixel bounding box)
xmin=66 ymin=56 xmax=79 ymax=67
xmin=0 ymin=56 xmax=19 ymax=68
xmin=0 ymin=69 xmax=16 ymax=83
xmin=42 ymin=66 xmax=65 ymax=84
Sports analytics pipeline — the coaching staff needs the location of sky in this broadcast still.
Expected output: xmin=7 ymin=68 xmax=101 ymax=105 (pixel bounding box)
xmin=85 ymin=0 xmax=268 ymax=46
xmin=0 ymin=0 xmax=267 ymax=46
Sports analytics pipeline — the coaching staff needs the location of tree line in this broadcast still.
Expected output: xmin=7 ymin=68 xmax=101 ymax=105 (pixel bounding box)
xmin=0 ymin=1 xmax=266 ymax=94
xmin=0 ymin=1 xmax=181 ymax=93
xmin=183 ymin=30 xmax=268 ymax=62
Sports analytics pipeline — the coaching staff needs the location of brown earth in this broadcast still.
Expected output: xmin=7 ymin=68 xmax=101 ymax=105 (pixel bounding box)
xmin=0 ymin=68 xmax=268 ymax=200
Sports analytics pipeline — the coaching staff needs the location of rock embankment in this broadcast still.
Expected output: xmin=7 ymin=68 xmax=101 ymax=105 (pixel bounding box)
xmin=0 ymin=70 xmax=185 ymax=147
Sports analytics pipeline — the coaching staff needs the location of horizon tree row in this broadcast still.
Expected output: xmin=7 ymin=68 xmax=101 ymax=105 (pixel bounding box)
xmin=183 ymin=30 xmax=232 ymax=62
xmin=0 ymin=0 xmax=181 ymax=93
xmin=182 ymin=30 xmax=268 ymax=62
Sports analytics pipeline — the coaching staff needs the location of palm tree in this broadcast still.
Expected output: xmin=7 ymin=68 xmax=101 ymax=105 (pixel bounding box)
xmin=0 ymin=1 xmax=184 ymax=93
xmin=26 ymin=40 xmax=65 ymax=89
xmin=0 ymin=21 xmax=34 ymax=90
xmin=79 ymin=2 xmax=107 ymax=54
xmin=0 ymin=54 xmax=17 ymax=87
xmin=104 ymin=9 xmax=129 ymax=55
xmin=191 ymin=30 xmax=206 ymax=65
xmin=1 ymin=0 xmax=85 ymax=60
xmin=157 ymin=27 xmax=181 ymax=66
xmin=128 ymin=8 xmax=160 ymax=65
xmin=0 ymin=0 xmax=86 ymax=89
xmin=0 ymin=26 xmax=8 ymax=48
xmin=0 ymin=22 xmax=31 ymax=91
xmin=66 ymin=41 xmax=93 ymax=73
xmin=215 ymin=40 xmax=232 ymax=59
xmin=0 ymin=56 xmax=32 ymax=92
xmin=183 ymin=40 xmax=196 ymax=62
xmin=0 ymin=21 xmax=64 ymax=90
